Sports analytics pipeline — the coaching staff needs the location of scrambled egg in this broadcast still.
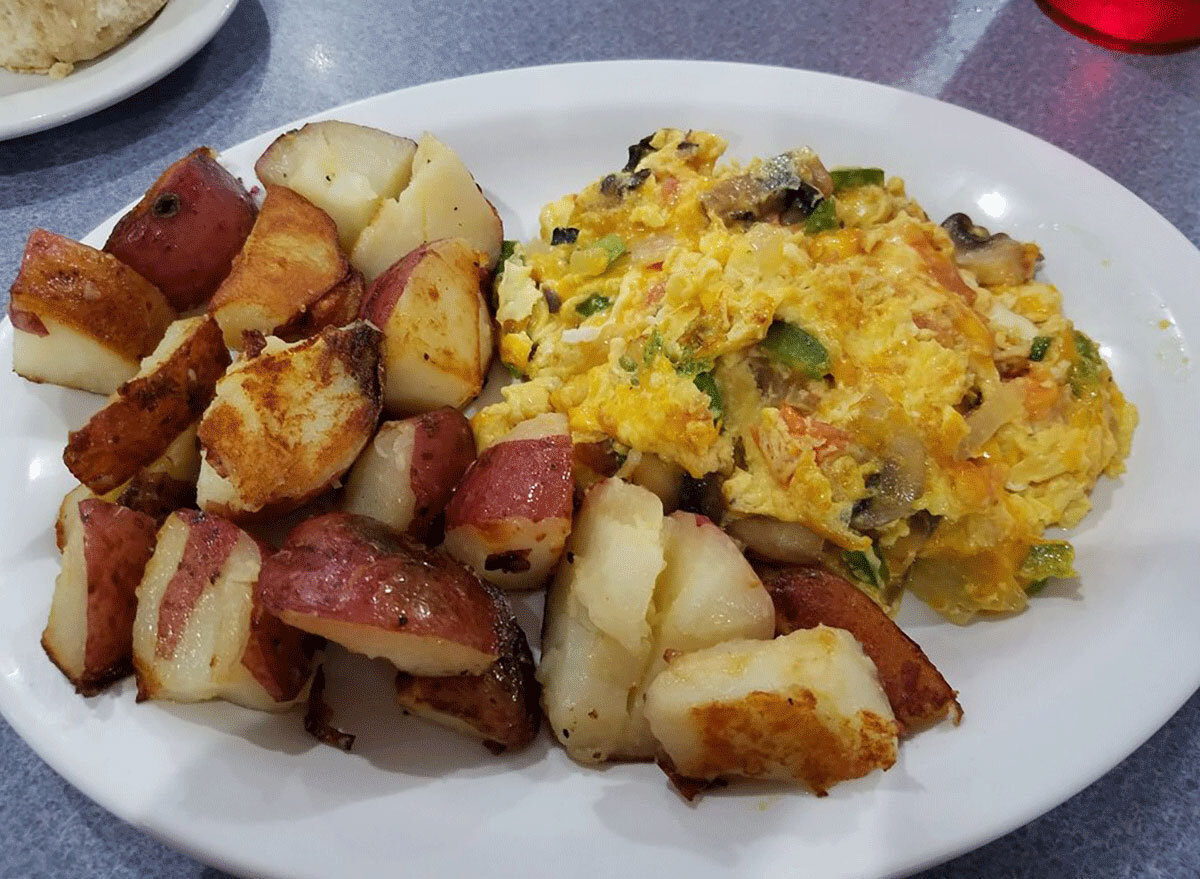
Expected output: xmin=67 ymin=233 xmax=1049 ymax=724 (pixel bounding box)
xmin=478 ymin=128 xmax=1136 ymax=623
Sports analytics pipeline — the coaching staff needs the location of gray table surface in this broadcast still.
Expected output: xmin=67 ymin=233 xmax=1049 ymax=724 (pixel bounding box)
xmin=1 ymin=1 xmax=1197 ymax=877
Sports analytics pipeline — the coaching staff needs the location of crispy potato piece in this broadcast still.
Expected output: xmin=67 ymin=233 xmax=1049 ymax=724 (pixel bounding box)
xmin=104 ymin=147 xmax=257 ymax=311
xmin=108 ymin=422 xmax=201 ymax=522
xmin=55 ymin=425 xmax=202 ymax=537
xmin=42 ymin=490 xmax=158 ymax=695
xmin=643 ymin=628 xmax=899 ymax=797
xmin=759 ymin=564 xmax=962 ymax=734
xmin=620 ymin=511 xmax=775 ymax=754
xmin=63 ymin=316 xmax=229 ymax=495
xmin=209 ymin=185 xmax=361 ymax=348
xmin=257 ymin=513 xmax=505 ymax=676
xmin=196 ymin=321 xmax=382 ymax=521
xmin=394 ymin=587 xmax=540 ymax=753
xmin=9 ymin=228 xmax=174 ymax=394
xmin=274 ymin=265 xmax=365 ymax=343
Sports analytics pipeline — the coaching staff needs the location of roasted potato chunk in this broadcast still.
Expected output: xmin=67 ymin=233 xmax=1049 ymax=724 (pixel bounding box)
xmin=444 ymin=413 xmax=573 ymax=591
xmin=341 ymin=406 xmax=476 ymax=541
xmin=42 ymin=488 xmax=158 ymax=695
xmin=104 ymin=147 xmax=257 ymax=311
xmin=209 ymin=185 xmax=364 ymax=348
xmin=132 ymin=510 xmax=316 ymax=710
xmin=63 ymin=315 xmax=229 ymax=495
xmin=195 ymin=321 xmax=382 ymax=521
xmin=759 ymin=564 xmax=962 ymax=733
xmin=359 ymin=237 xmax=494 ymax=415
xmin=254 ymin=121 xmax=417 ymax=251
xmin=9 ymin=228 xmax=174 ymax=394
xmin=539 ymin=480 xmax=774 ymax=763
xmin=537 ymin=480 xmax=665 ymax=762
xmin=644 ymin=628 xmax=899 ymax=797
xmin=107 ymin=423 xmax=202 ymax=523
xmin=257 ymin=513 xmax=506 ymax=676
xmin=351 ymin=133 xmax=503 ymax=281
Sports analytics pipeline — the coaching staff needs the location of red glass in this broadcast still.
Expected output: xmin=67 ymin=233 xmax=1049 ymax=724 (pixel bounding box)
xmin=1036 ymin=0 xmax=1200 ymax=53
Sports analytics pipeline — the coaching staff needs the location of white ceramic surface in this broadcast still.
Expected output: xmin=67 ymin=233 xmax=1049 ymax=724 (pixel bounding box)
xmin=0 ymin=0 xmax=239 ymax=140
xmin=1 ymin=61 xmax=1197 ymax=879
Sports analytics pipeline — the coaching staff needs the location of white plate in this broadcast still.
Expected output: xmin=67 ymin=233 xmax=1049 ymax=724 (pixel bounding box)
xmin=0 ymin=0 xmax=239 ymax=140
xmin=1 ymin=60 xmax=1198 ymax=879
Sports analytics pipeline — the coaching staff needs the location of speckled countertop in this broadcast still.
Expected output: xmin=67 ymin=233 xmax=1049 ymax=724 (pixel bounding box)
xmin=1 ymin=1 xmax=1197 ymax=877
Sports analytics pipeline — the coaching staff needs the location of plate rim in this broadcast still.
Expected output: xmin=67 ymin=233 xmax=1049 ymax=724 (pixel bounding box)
xmin=0 ymin=0 xmax=241 ymax=141
xmin=1 ymin=58 xmax=1198 ymax=879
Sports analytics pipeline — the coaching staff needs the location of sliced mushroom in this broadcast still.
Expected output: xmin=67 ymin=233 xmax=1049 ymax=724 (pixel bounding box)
xmin=750 ymin=354 xmax=821 ymax=412
xmin=677 ymin=473 xmax=726 ymax=522
xmin=701 ymin=149 xmax=833 ymax=225
xmin=941 ymin=213 xmax=1039 ymax=287
xmin=628 ymin=453 xmax=686 ymax=513
xmin=851 ymin=434 xmax=927 ymax=532
xmin=726 ymin=515 xmax=825 ymax=564
xmin=599 ymin=168 xmax=651 ymax=201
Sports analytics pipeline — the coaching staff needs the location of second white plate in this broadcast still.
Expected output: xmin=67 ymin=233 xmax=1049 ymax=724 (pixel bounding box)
xmin=0 ymin=0 xmax=240 ymax=140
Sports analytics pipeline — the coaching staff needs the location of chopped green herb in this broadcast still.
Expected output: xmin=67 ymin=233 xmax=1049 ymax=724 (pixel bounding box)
xmin=618 ymin=354 xmax=637 ymax=372
xmin=1029 ymin=335 xmax=1052 ymax=362
xmin=843 ymin=548 xmax=889 ymax=590
xmin=674 ymin=355 xmax=714 ymax=377
xmin=693 ymin=371 xmax=723 ymax=418
xmin=642 ymin=330 xmax=664 ymax=366
xmin=1025 ymin=578 xmax=1050 ymax=596
xmin=502 ymin=362 xmax=524 ymax=380
xmin=830 ymin=167 xmax=885 ymax=192
xmin=494 ymin=239 xmax=519 ymax=279
xmin=1067 ymin=330 xmax=1103 ymax=397
xmin=594 ymin=234 xmax=627 ymax=265
xmin=575 ymin=293 xmax=612 ymax=318
xmin=760 ymin=321 xmax=830 ymax=379
xmin=804 ymin=197 xmax=840 ymax=234
xmin=1021 ymin=541 xmax=1076 ymax=581
xmin=551 ymin=227 xmax=579 ymax=245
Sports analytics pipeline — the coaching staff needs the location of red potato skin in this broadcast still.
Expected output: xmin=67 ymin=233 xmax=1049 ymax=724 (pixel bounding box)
xmin=155 ymin=509 xmax=241 ymax=660
xmin=9 ymin=307 xmax=47 ymax=335
xmin=757 ymin=564 xmax=962 ymax=734
xmin=104 ymin=148 xmax=257 ymax=311
xmin=445 ymin=435 xmax=573 ymax=526
xmin=256 ymin=513 xmax=503 ymax=659
xmin=359 ymin=243 xmax=431 ymax=328
xmin=409 ymin=407 xmax=476 ymax=537
xmin=240 ymin=604 xmax=319 ymax=703
xmin=78 ymin=500 xmax=158 ymax=692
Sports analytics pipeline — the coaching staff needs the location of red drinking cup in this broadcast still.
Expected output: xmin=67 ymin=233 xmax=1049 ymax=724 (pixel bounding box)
xmin=1036 ymin=0 xmax=1200 ymax=52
